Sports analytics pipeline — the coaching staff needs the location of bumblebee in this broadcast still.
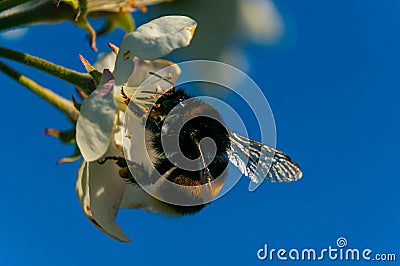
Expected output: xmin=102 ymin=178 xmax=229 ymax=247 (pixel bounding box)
xmin=100 ymin=77 xmax=302 ymax=216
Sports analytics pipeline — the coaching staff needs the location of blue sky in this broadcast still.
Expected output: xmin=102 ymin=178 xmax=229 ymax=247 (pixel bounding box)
xmin=0 ymin=1 xmax=399 ymax=265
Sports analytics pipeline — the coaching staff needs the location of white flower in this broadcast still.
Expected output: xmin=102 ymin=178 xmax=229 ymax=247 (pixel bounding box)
xmin=77 ymin=15 xmax=196 ymax=162
xmin=75 ymin=16 xmax=197 ymax=242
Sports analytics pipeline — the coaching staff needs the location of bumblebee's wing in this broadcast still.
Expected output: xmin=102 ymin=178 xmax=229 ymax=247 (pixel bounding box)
xmin=227 ymin=131 xmax=302 ymax=187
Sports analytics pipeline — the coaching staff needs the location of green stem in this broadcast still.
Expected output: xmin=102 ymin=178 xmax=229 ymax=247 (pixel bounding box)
xmin=0 ymin=0 xmax=75 ymax=31
xmin=0 ymin=46 xmax=95 ymax=94
xmin=0 ymin=60 xmax=79 ymax=123
xmin=0 ymin=0 xmax=28 ymax=13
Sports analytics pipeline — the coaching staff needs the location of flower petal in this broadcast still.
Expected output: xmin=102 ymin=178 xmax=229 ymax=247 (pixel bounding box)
xmin=76 ymin=161 xmax=90 ymax=217
xmin=94 ymin=52 xmax=117 ymax=72
xmin=76 ymin=159 xmax=130 ymax=242
xmin=76 ymin=70 xmax=117 ymax=162
xmin=127 ymin=58 xmax=181 ymax=87
xmin=114 ymin=40 xmax=135 ymax=87
xmin=124 ymin=16 xmax=197 ymax=60
xmin=113 ymin=16 xmax=195 ymax=88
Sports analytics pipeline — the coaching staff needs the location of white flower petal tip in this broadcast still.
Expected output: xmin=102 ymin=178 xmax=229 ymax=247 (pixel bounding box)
xmin=123 ymin=16 xmax=197 ymax=60
xmin=94 ymin=52 xmax=117 ymax=72
xmin=76 ymin=161 xmax=131 ymax=243
xmin=76 ymin=72 xmax=118 ymax=162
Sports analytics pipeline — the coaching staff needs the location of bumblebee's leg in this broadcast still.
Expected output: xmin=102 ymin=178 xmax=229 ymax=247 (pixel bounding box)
xmin=97 ymin=156 xmax=156 ymax=185
xmin=98 ymin=156 xmax=129 ymax=168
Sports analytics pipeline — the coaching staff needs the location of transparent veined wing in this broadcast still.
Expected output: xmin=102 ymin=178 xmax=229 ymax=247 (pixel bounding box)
xmin=227 ymin=131 xmax=302 ymax=186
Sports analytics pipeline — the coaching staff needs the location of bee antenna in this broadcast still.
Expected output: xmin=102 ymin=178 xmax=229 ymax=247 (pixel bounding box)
xmin=148 ymin=71 xmax=175 ymax=87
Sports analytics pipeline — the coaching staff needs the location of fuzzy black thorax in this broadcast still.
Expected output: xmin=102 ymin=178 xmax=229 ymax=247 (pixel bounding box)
xmin=146 ymin=88 xmax=231 ymax=184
